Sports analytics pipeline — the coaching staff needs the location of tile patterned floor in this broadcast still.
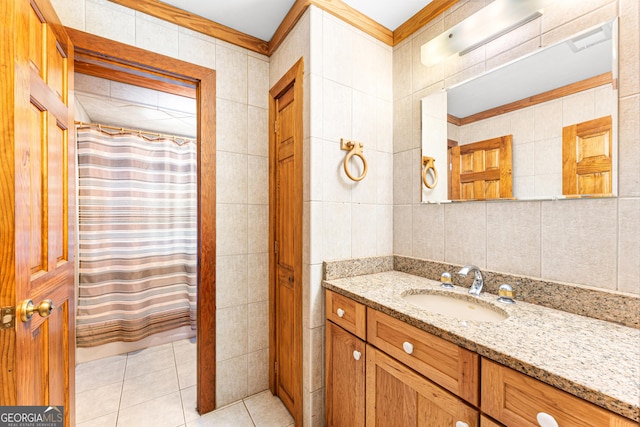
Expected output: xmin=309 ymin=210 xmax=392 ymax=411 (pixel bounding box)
xmin=76 ymin=339 xmax=294 ymax=427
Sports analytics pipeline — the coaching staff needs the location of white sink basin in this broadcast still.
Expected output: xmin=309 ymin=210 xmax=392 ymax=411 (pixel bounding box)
xmin=402 ymin=292 xmax=508 ymax=322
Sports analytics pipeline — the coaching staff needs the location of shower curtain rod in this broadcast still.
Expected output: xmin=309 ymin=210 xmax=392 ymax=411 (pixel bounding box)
xmin=75 ymin=121 xmax=195 ymax=144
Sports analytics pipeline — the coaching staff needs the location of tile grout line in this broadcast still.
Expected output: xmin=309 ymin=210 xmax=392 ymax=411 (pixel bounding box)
xmin=241 ymin=398 xmax=258 ymax=427
xmin=172 ymin=341 xmax=189 ymax=426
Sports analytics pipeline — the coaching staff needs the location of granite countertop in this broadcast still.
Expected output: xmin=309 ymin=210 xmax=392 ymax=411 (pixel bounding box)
xmin=323 ymin=270 xmax=640 ymax=422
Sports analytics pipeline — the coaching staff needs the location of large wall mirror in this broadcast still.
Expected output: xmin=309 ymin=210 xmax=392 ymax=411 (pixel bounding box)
xmin=421 ymin=19 xmax=618 ymax=203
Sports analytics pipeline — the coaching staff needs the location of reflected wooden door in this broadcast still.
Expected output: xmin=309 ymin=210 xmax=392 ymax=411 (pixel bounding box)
xmin=269 ymin=59 xmax=303 ymax=425
xmin=451 ymin=135 xmax=513 ymax=200
xmin=0 ymin=0 xmax=75 ymax=425
xmin=562 ymin=116 xmax=612 ymax=196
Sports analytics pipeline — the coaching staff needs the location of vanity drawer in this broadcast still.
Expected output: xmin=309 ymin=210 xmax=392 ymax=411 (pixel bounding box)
xmin=326 ymin=290 xmax=366 ymax=339
xmin=482 ymin=358 xmax=637 ymax=427
xmin=366 ymin=308 xmax=479 ymax=405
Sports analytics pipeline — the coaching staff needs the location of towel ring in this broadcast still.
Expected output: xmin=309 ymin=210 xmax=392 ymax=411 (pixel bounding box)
xmin=341 ymin=138 xmax=368 ymax=182
xmin=422 ymin=156 xmax=438 ymax=189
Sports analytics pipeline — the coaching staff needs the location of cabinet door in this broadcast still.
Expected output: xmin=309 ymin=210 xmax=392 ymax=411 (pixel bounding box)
xmin=326 ymin=321 xmax=366 ymax=427
xmin=482 ymin=359 xmax=637 ymax=427
xmin=480 ymin=415 xmax=504 ymax=427
xmin=366 ymin=345 xmax=478 ymax=427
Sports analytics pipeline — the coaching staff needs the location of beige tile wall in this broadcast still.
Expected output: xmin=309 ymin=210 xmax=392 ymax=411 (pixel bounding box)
xmin=393 ymin=0 xmax=639 ymax=293
xmin=270 ymin=6 xmax=394 ymax=425
xmin=51 ymin=0 xmax=271 ymax=407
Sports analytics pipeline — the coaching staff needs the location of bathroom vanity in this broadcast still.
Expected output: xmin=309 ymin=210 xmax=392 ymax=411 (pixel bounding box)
xmin=323 ymin=262 xmax=639 ymax=427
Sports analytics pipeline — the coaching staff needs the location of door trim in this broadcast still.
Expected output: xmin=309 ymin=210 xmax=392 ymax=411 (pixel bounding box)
xmin=65 ymin=28 xmax=217 ymax=414
xmin=269 ymin=58 xmax=304 ymax=425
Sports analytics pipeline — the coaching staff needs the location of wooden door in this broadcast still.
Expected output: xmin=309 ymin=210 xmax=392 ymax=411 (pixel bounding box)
xmin=562 ymin=115 xmax=612 ymax=196
xmin=451 ymin=135 xmax=512 ymax=200
xmin=326 ymin=321 xmax=365 ymax=427
xmin=269 ymin=59 xmax=303 ymax=425
xmin=0 ymin=0 xmax=75 ymax=425
xmin=365 ymin=345 xmax=478 ymax=427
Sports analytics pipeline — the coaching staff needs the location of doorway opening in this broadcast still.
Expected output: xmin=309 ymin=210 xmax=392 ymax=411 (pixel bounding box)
xmin=67 ymin=28 xmax=217 ymax=414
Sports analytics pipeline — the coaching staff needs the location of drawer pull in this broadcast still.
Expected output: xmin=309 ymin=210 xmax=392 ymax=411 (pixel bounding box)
xmin=402 ymin=341 xmax=414 ymax=355
xmin=455 ymin=422 xmax=469 ymax=427
xmin=337 ymin=308 xmax=345 ymax=318
xmin=536 ymin=412 xmax=559 ymax=427
xmin=353 ymin=350 xmax=362 ymax=361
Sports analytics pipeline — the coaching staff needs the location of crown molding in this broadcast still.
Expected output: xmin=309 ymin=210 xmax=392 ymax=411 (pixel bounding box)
xmin=108 ymin=0 xmax=269 ymax=55
xmin=107 ymin=0 xmax=456 ymax=56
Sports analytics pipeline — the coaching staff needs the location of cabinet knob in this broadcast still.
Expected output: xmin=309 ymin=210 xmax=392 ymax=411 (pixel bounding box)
xmin=536 ymin=412 xmax=559 ymax=427
xmin=402 ymin=341 xmax=414 ymax=355
xmin=336 ymin=308 xmax=345 ymax=318
xmin=353 ymin=350 xmax=361 ymax=361
xmin=455 ymin=422 xmax=470 ymax=427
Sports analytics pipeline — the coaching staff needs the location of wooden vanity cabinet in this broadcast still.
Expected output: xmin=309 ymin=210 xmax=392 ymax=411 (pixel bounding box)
xmin=326 ymin=290 xmax=638 ymax=427
xmin=325 ymin=290 xmax=480 ymax=426
xmin=482 ymin=358 xmax=637 ymax=427
xmin=366 ymin=345 xmax=478 ymax=427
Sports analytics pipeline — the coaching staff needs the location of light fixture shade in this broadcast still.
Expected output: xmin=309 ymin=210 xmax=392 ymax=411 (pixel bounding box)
xmin=420 ymin=0 xmax=554 ymax=67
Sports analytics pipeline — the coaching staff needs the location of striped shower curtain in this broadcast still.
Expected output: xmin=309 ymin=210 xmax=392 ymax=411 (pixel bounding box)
xmin=76 ymin=127 xmax=197 ymax=347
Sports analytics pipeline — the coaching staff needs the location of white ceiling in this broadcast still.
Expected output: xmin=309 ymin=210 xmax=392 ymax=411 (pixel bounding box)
xmin=75 ymin=74 xmax=197 ymax=138
xmin=159 ymin=0 xmax=434 ymax=40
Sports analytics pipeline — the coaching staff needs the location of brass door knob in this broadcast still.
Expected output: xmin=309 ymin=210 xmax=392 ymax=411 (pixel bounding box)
xmin=18 ymin=299 xmax=54 ymax=322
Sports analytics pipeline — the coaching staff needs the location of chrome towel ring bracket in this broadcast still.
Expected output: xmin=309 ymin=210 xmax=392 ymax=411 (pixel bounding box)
xmin=422 ymin=156 xmax=438 ymax=189
xmin=340 ymin=138 xmax=368 ymax=182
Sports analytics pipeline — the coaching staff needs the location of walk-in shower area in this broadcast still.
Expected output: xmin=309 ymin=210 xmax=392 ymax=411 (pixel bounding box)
xmin=74 ymin=73 xmax=198 ymax=362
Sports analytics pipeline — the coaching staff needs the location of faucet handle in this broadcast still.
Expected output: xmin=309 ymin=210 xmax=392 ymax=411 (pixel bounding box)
xmin=497 ymin=284 xmax=516 ymax=304
xmin=440 ymin=272 xmax=454 ymax=288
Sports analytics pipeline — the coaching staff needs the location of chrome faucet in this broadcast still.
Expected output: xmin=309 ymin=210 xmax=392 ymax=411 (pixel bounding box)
xmin=458 ymin=265 xmax=484 ymax=296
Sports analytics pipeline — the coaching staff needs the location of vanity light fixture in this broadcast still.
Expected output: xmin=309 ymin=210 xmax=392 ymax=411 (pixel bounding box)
xmin=420 ymin=0 xmax=554 ymax=67
xmin=566 ymin=24 xmax=611 ymax=52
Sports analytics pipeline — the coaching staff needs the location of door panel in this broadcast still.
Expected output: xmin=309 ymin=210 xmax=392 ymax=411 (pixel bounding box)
xmin=562 ymin=116 xmax=612 ymax=196
xmin=1 ymin=0 xmax=75 ymax=425
xmin=270 ymin=59 xmax=303 ymax=425
xmin=451 ymin=135 xmax=513 ymax=200
xmin=275 ymin=86 xmax=299 ymax=417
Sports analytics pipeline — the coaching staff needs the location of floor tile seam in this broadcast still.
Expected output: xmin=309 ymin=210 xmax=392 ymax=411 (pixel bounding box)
xmin=76 ymin=359 xmax=127 ymax=373
xmin=76 ymin=410 xmax=119 ymax=426
xmin=176 ymin=383 xmax=189 ymax=426
xmin=116 ymin=371 xmax=127 ymax=417
xmin=119 ymin=388 xmax=183 ymax=411
xmin=241 ymin=398 xmax=259 ymax=427
xmin=122 ymin=363 xmax=179 ymax=381
xmin=119 ymin=373 xmax=182 ymax=411
xmin=75 ymin=377 xmax=126 ymax=394
xmin=117 ymin=390 xmax=186 ymax=419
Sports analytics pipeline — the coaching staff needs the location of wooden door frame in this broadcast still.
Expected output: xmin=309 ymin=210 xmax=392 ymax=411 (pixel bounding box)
xmin=268 ymin=58 xmax=304 ymax=424
xmin=66 ymin=29 xmax=217 ymax=414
